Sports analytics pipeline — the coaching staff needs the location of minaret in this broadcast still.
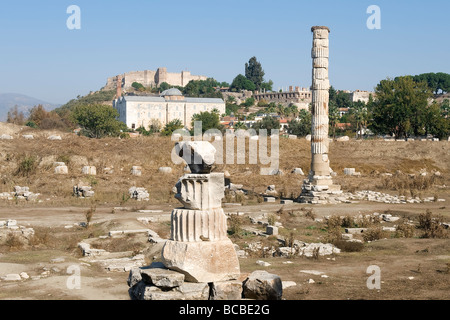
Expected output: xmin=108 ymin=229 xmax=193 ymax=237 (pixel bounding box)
xmin=298 ymin=26 xmax=341 ymax=204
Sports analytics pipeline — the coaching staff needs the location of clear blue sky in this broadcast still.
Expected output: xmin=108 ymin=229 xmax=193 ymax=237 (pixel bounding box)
xmin=0 ymin=0 xmax=449 ymax=104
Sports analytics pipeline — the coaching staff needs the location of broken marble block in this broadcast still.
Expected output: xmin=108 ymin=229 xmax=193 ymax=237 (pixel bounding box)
xmin=174 ymin=141 xmax=216 ymax=174
xmin=242 ymin=270 xmax=282 ymax=300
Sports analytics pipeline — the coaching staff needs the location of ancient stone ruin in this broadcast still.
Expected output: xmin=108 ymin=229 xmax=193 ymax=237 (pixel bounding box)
xmin=127 ymin=141 xmax=283 ymax=300
xmin=162 ymin=141 xmax=240 ymax=283
xmin=298 ymin=26 xmax=342 ymax=204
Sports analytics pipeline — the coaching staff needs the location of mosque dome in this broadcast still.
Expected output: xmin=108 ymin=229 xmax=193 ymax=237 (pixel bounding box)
xmin=160 ymin=88 xmax=183 ymax=96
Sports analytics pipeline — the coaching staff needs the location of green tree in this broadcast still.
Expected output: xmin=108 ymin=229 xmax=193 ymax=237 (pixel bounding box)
xmin=233 ymin=121 xmax=247 ymax=130
xmin=423 ymin=101 xmax=450 ymax=139
xmin=159 ymin=82 xmax=170 ymax=92
xmin=370 ymin=77 xmax=432 ymax=139
xmin=132 ymin=82 xmax=145 ymax=91
xmin=191 ymin=110 xmax=224 ymax=133
xmin=230 ymin=74 xmax=256 ymax=92
xmin=252 ymin=116 xmax=280 ymax=133
xmin=242 ymin=97 xmax=256 ymax=107
xmin=287 ymin=110 xmax=311 ymax=137
xmin=245 ymin=56 xmax=265 ymax=90
xmin=349 ymin=101 xmax=370 ymax=139
xmin=183 ymin=78 xmax=222 ymax=98
xmin=161 ymin=119 xmax=184 ymax=136
xmin=260 ymin=80 xmax=274 ymax=92
xmin=412 ymin=72 xmax=450 ymax=94
xmin=72 ymin=104 xmax=126 ymax=138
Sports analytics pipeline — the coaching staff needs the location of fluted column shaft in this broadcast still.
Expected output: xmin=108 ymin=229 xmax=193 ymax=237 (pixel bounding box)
xmin=310 ymin=26 xmax=331 ymax=178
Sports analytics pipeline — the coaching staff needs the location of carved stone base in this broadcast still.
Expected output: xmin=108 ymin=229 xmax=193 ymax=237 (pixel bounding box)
xmin=161 ymin=239 xmax=241 ymax=283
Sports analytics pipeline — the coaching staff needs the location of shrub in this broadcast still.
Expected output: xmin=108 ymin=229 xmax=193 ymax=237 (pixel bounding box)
xmin=418 ymin=210 xmax=448 ymax=239
xmin=362 ymin=227 xmax=386 ymax=242
xmin=85 ymin=206 xmax=96 ymax=229
xmin=302 ymin=208 xmax=316 ymax=221
xmin=395 ymin=222 xmax=416 ymax=238
xmin=267 ymin=214 xmax=277 ymax=226
xmin=341 ymin=215 xmax=355 ymax=228
xmin=333 ymin=240 xmax=364 ymax=252
xmin=3 ymin=233 xmax=24 ymax=251
xmin=15 ymin=155 xmax=38 ymax=177
xmin=227 ymin=214 xmax=243 ymax=237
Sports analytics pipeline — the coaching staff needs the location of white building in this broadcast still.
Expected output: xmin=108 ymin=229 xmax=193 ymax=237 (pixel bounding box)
xmin=113 ymin=88 xmax=225 ymax=130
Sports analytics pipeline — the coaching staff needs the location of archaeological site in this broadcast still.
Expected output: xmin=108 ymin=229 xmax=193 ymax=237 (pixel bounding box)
xmin=0 ymin=17 xmax=449 ymax=310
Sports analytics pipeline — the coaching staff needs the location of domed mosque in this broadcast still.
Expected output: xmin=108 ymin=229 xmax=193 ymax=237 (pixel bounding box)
xmin=113 ymin=87 xmax=225 ymax=130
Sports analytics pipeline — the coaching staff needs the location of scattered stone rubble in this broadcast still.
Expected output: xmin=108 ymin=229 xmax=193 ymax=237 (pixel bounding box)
xmin=0 ymin=219 xmax=35 ymax=245
xmin=73 ymin=185 xmax=95 ymax=198
xmin=128 ymin=264 xmax=282 ymax=301
xmin=0 ymin=186 xmax=39 ymax=201
xmin=129 ymin=187 xmax=149 ymax=201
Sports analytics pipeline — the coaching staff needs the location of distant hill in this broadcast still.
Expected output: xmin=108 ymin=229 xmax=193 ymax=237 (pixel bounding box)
xmin=0 ymin=93 xmax=60 ymax=121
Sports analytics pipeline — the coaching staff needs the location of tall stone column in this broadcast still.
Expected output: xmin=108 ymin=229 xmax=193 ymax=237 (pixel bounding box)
xmin=298 ymin=26 xmax=341 ymax=204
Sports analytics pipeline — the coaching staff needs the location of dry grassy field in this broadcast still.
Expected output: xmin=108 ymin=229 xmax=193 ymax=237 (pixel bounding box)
xmin=0 ymin=122 xmax=448 ymax=300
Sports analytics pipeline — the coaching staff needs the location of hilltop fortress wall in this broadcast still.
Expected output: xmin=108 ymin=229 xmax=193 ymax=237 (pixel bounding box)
xmin=104 ymin=68 xmax=207 ymax=90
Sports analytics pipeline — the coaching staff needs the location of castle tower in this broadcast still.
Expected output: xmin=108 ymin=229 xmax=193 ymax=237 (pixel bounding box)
xmin=298 ymin=26 xmax=341 ymax=204
xmin=116 ymin=75 xmax=122 ymax=99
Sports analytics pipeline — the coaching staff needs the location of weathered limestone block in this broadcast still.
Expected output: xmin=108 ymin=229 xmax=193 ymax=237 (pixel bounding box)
xmin=345 ymin=228 xmax=367 ymax=234
xmin=210 ymin=281 xmax=243 ymax=300
xmin=0 ymin=134 xmax=13 ymax=140
xmin=82 ymin=166 xmax=97 ymax=175
xmin=344 ymin=168 xmax=356 ymax=176
xmin=298 ymin=243 xmax=341 ymax=257
xmin=266 ymin=226 xmax=278 ymax=236
xmin=48 ymin=135 xmax=62 ymax=140
xmin=242 ymin=270 xmax=282 ymax=300
xmin=140 ymin=268 xmax=185 ymax=288
xmin=162 ymin=239 xmax=240 ymax=283
xmin=131 ymin=166 xmax=142 ymax=176
xmin=337 ymin=136 xmax=350 ymax=142
xmin=129 ymin=281 xmax=210 ymax=301
xmin=292 ymin=168 xmax=304 ymax=175
xmin=158 ymin=167 xmax=172 ymax=174
xmin=22 ymin=135 xmax=34 ymax=140
xmin=54 ymin=165 xmax=68 ymax=174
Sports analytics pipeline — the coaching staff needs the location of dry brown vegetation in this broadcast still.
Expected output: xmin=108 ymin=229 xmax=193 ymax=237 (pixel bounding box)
xmin=0 ymin=124 xmax=449 ymax=208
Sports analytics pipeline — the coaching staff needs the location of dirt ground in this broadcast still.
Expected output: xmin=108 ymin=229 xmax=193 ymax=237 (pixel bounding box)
xmin=0 ymin=124 xmax=449 ymax=300
xmin=0 ymin=199 xmax=448 ymax=300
